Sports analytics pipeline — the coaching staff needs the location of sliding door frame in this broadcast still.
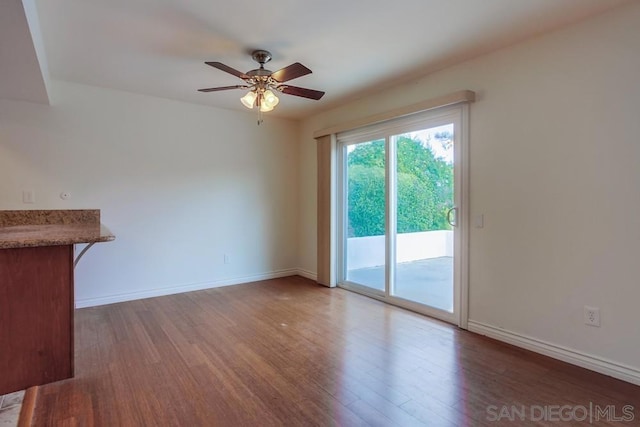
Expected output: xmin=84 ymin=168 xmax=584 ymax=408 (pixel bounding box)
xmin=336 ymin=104 xmax=470 ymax=328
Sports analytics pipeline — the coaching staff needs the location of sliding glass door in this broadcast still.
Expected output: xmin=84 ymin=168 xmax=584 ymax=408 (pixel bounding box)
xmin=344 ymin=139 xmax=386 ymax=293
xmin=391 ymin=125 xmax=455 ymax=312
xmin=338 ymin=107 xmax=467 ymax=323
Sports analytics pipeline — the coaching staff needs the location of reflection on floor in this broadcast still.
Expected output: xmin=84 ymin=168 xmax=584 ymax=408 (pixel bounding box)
xmin=0 ymin=390 xmax=23 ymax=427
xmin=347 ymin=256 xmax=453 ymax=312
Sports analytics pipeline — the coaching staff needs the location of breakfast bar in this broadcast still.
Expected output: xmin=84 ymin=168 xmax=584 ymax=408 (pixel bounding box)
xmin=0 ymin=210 xmax=114 ymax=395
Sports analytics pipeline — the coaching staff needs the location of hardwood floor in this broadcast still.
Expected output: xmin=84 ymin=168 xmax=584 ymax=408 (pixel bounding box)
xmin=31 ymin=276 xmax=639 ymax=426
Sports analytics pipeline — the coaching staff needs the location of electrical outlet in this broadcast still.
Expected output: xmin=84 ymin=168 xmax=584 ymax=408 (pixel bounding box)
xmin=584 ymin=306 xmax=600 ymax=327
xmin=22 ymin=190 xmax=35 ymax=204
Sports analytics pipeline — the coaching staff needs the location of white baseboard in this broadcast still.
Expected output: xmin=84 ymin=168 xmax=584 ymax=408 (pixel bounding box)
xmin=296 ymin=268 xmax=317 ymax=281
xmin=468 ymin=320 xmax=640 ymax=386
xmin=75 ymin=268 xmax=300 ymax=308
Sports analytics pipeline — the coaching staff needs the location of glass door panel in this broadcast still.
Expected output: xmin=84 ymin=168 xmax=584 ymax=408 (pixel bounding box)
xmin=392 ymin=125 xmax=455 ymax=312
xmin=344 ymin=139 xmax=386 ymax=292
xmin=337 ymin=106 xmax=466 ymax=325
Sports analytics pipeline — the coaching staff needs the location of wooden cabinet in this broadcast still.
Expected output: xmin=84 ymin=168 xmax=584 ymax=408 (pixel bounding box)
xmin=0 ymin=245 xmax=74 ymax=395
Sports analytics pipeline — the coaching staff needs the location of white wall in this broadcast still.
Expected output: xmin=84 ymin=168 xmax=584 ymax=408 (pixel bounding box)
xmin=0 ymin=80 xmax=300 ymax=306
xmin=298 ymin=2 xmax=640 ymax=376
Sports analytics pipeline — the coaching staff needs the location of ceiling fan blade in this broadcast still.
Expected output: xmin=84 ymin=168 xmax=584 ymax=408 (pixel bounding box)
xmin=205 ymin=62 xmax=249 ymax=80
xmin=280 ymin=85 xmax=325 ymax=100
xmin=271 ymin=63 xmax=312 ymax=83
xmin=198 ymin=85 xmax=248 ymax=92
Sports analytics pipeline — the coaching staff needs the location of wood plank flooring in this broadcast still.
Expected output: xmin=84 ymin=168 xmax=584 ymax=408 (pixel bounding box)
xmin=31 ymin=276 xmax=640 ymax=426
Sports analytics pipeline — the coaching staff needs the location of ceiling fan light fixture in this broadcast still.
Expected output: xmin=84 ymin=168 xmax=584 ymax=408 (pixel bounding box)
xmin=263 ymin=89 xmax=279 ymax=108
xmin=260 ymin=103 xmax=274 ymax=113
xmin=240 ymin=91 xmax=257 ymax=109
xmin=199 ymin=50 xmax=325 ymax=121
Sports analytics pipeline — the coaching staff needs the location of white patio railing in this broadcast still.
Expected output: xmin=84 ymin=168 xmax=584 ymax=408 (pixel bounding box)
xmin=347 ymin=230 xmax=453 ymax=270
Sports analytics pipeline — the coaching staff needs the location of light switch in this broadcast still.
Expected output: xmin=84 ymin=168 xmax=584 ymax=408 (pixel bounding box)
xmin=474 ymin=214 xmax=484 ymax=228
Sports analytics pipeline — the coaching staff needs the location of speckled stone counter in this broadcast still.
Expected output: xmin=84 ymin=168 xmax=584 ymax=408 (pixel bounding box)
xmin=0 ymin=209 xmax=115 ymax=249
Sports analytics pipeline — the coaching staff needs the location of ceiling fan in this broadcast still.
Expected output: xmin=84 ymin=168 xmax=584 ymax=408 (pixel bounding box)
xmin=198 ymin=50 xmax=325 ymax=113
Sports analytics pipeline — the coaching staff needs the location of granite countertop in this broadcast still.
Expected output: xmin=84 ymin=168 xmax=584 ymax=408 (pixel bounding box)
xmin=0 ymin=209 xmax=115 ymax=249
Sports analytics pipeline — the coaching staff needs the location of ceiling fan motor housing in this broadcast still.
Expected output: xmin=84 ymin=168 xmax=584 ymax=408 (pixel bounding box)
xmin=246 ymin=69 xmax=272 ymax=77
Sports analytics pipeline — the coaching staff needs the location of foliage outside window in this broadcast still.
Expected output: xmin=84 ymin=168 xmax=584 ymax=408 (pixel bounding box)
xmin=347 ymin=132 xmax=453 ymax=238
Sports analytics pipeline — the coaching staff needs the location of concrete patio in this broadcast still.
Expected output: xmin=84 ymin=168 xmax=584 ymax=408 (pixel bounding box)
xmin=346 ymin=256 xmax=453 ymax=312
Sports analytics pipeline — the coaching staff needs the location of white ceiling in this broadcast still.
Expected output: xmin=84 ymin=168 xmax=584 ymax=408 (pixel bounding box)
xmin=0 ymin=0 xmax=49 ymax=104
xmin=2 ymin=0 xmax=630 ymax=119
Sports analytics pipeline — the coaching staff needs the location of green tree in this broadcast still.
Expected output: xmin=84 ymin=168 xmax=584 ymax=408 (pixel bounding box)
xmin=347 ymin=136 xmax=453 ymax=237
xmin=347 ymin=165 xmax=385 ymax=237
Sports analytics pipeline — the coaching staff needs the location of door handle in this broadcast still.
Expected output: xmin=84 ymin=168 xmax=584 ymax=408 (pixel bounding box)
xmin=446 ymin=207 xmax=458 ymax=227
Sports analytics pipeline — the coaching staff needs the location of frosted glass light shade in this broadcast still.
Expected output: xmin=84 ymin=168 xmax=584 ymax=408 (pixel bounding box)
xmin=240 ymin=91 xmax=257 ymax=109
xmin=260 ymin=103 xmax=274 ymax=112
xmin=262 ymin=90 xmax=279 ymax=108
